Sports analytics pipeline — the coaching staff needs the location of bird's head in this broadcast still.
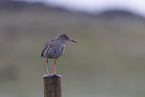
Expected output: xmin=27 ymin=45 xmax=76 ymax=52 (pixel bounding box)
xmin=58 ymin=33 xmax=77 ymax=43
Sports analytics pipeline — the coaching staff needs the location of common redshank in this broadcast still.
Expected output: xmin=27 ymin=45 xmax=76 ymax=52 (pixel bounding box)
xmin=41 ymin=33 xmax=77 ymax=74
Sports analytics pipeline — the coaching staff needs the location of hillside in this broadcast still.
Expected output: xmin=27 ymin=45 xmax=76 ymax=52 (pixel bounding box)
xmin=0 ymin=0 xmax=144 ymax=20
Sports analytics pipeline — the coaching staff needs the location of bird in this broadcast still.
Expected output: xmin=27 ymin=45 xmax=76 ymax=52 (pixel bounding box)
xmin=41 ymin=33 xmax=77 ymax=74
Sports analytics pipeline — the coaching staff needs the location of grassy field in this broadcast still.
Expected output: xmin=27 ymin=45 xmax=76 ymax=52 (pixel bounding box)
xmin=0 ymin=8 xmax=145 ymax=97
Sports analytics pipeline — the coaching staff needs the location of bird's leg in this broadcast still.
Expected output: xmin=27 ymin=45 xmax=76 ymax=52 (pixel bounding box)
xmin=46 ymin=58 xmax=49 ymax=74
xmin=54 ymin=58 xmax=57 ymax=74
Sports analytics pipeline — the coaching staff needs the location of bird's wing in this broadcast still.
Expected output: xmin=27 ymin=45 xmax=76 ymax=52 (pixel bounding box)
xmin=41 ymin=39 xmax=55 ymax=57
xmin=41 ymin=44 xmax=48 ymax=57
xmin=41 ymin=41 xmax=51 ymax=57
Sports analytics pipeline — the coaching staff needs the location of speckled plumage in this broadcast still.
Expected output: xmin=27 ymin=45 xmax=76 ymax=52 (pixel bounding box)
xmin=41 ymin=33 xmax=77 ymax=74
xmin=41 ymin=33 xmax=69 ymax=59
xmin=41 ymin=37 xmax=65 ymax=59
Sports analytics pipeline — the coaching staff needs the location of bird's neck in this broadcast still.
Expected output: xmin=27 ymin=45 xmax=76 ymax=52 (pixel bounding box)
xmin=60 ymin=39 xmax=66 ymax=44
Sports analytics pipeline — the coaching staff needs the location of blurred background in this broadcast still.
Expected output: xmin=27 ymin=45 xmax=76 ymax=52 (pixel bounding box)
xmin=0 ymin=0 xmax=145 ymax=97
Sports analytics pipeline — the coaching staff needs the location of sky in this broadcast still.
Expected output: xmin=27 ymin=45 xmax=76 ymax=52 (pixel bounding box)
xmin=22 ymin=0 xmax=145 ymax=17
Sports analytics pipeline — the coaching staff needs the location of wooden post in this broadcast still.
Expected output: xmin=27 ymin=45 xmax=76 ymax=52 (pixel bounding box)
xmin=43 ymin=74 xmax=62 ymax=97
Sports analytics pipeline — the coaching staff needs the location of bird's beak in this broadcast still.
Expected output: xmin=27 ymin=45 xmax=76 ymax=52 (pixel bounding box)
xmin=67 ymin=38 xmax=77 ymax=43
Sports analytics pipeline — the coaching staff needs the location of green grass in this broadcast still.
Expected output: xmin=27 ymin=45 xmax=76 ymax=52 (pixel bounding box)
xmin=0 ymin=10 xmax=145 ymax=97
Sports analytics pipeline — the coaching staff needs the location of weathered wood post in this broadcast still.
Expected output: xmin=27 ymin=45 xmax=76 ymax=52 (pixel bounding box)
xmin=43 ymin=74 xmax=62 ymax=97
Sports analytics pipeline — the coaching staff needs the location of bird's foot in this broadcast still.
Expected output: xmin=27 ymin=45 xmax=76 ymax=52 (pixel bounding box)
xmin=46 ymin=72 xmax=49 ymax=75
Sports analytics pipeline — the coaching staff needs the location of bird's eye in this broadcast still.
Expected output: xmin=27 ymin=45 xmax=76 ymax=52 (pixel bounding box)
xmin=65 ymin=36 xmax=69 ymax=39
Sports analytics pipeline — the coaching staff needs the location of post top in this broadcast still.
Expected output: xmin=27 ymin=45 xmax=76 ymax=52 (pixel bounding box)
xmin=43 ymin=74 xmax=61 ymax=77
